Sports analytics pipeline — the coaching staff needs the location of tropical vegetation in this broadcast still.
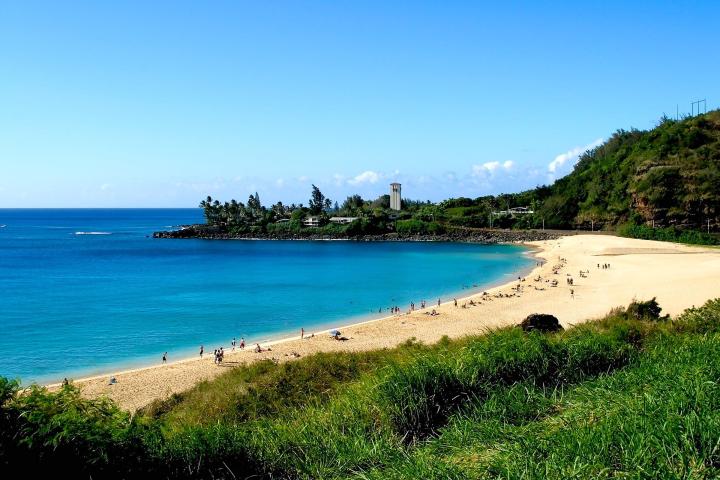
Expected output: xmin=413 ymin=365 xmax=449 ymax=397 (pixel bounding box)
xmin=3 ymin=298 xmax=720 ymax=478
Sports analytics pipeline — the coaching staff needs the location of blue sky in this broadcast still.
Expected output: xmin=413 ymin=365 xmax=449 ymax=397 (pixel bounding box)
xmin=0 ymin=1 xmax=718 ymax=207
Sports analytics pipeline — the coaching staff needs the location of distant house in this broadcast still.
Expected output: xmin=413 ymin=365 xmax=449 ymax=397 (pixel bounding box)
xmin=303 ymin=216 xmax=321 ymax=227
xmin=508 ymin=207 xmax=533 ymax=214
xmin=329 ymin=216 xmax=359 ymax=224
xmin=492 ymin=206 xmax=535 ymax=216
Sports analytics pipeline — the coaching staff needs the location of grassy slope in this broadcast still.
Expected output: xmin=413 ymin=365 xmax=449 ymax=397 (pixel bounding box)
xmin=2 ymin=300 xmax=720 ymax=479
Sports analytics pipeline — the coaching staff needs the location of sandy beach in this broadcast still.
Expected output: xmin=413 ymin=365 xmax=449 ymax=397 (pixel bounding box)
xmin=57 ymin=234 xmax=720 ymax=412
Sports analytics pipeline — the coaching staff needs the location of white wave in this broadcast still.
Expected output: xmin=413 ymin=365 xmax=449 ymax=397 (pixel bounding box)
xmin=74 ymin=231 xmax=112 ymax=235
xmin=0 ymin=224 xmax=5 ymax=228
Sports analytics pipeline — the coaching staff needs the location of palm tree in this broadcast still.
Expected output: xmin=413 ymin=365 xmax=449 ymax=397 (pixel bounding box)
xmin=199 ymin=196 xmax=213 ymax=224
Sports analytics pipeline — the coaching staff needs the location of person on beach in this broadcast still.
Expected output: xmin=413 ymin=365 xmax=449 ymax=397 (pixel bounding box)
xmin=437 ymin=298 xmax=441 ymax=306
xmin=232 ymin=338 xmax=236 ymax=351
xmin=570 ymin=289 xmax=575 ymax=299
xmin=240 ymin=338 xmax=245 ymax=349
xmin=199 ymin=345 xmax=204 ymax=358
xmin=162 ymin=352 xmax=167 ymax=364
xmin=454 ymin=298 xmax=457 ymax=307
xmin=301 ymin=327 xmax=304 ymax=339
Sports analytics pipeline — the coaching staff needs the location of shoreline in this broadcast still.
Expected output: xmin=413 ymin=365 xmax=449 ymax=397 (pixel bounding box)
xmin=53 ymin=235 xmax=720 ymax=411
xmin=46 ymin=242 xmax=539 ymax=389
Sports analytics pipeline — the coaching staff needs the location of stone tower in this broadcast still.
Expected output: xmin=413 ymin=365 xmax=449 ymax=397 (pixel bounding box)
xmin=390 ymin=183 xmax=402 ymax=211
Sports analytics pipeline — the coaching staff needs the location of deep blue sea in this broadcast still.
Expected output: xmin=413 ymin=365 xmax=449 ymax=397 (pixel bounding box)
xmin=0 ymin=209 xmax=534 ymax=384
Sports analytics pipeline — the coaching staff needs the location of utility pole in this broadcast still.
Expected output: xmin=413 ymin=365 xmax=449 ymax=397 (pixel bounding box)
xmin=709 ymin=219 xmax=711 ymax=234
xmin=542 ymin=218 xmax=545 ymax=231
xmin=691 ymin=99 xmax=707 ymax=116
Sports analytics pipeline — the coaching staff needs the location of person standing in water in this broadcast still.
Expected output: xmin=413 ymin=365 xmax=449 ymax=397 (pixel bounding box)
xmin=199 ymin=345 xmax=204 ymax=358
xmin=162 ymin=352 xmax=167 ymax=363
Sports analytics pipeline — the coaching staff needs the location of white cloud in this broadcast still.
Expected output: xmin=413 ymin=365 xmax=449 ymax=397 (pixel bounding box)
xmin=348 ymin=170 xmax=381 ymax=185
xmin=275 ymin=178 xmax=286 ymax=188
xmin=547 ymin=138 xmax=604 ymax=173
xmin=472 ymin=160 xmax=514 ymax=176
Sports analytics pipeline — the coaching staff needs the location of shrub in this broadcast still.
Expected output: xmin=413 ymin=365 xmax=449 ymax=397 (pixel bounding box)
xmin=618 ymin=223 xmax=719 ymax=245
xmin=625 ymin=297 xmax=666 ymax=321
xmin=395 ymin=219 xmax=445 ymax=235
xmin=519 ymin=313 xmax=563 ymax=333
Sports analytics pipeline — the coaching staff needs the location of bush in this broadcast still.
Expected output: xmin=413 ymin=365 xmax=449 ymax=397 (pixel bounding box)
xmin=519 ymin=313 xmax=563 ymax=333
xmin=618 ymin=223 xmax=719 ymax=245
xmin=625 ymin=297 xmax=666 ymax=321
xmin=395 ymin=219 xmax=445 ymax=235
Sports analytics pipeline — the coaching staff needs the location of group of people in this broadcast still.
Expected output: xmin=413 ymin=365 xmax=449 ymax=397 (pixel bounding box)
xmin=197 ymin=337 xmax=247 ymax=365
xmin=407 ymin=298 xmax=441 ymax=312
xmin=213 ymin=347 xmax=225 ymax=364
xmin=598 ymin=263 xmax=611 ymax=269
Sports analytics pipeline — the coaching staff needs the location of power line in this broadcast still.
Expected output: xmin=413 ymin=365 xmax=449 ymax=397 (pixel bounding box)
xmin=691 ymin=98 xmax=707 ymax=116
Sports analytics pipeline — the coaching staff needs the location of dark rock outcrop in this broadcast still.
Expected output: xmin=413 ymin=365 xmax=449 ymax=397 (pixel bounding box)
xmin=153 ymin=225 xmax=560 ymax=243
xmin=519 ymin=313 xmax=563 ymax=333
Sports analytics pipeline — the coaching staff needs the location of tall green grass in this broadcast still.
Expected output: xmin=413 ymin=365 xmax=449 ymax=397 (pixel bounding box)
xmin=2 ymin=299 xmax=720 ymax=478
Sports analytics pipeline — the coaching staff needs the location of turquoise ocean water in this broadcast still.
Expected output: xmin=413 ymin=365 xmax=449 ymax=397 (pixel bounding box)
xmin=0 ymin=209 xmax=534 ymax=384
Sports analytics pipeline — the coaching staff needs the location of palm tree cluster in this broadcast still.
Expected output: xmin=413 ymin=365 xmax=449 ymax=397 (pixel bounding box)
xmin=199 ymin=193 xmax=303 ymax=227
xmin=199 ymin=186 xmax=337 ymax=228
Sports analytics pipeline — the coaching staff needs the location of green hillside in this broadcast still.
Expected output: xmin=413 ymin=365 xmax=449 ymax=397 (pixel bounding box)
xmin=443 ymin=110 xmax=720 ymax=232
xmin=537 ymin=110 xmax=720 ymax=229
xmin=3 ymin=298 xmax=720 ymax=478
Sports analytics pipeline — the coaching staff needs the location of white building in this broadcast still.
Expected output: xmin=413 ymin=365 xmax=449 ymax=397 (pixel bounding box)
xmin=491 ymin=206 xmax=535 ymax=216
xmin=302 ymin=216 xmax=321 ymax=227
xmin=329 ymin=217 xmax=359 ymax=224
xmin=390 ymin=183 xmax=402 ymax=210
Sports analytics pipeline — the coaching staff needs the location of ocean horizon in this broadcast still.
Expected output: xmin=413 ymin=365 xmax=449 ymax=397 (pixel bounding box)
xmin=0 ymin=209 xmax=535 ymax=384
